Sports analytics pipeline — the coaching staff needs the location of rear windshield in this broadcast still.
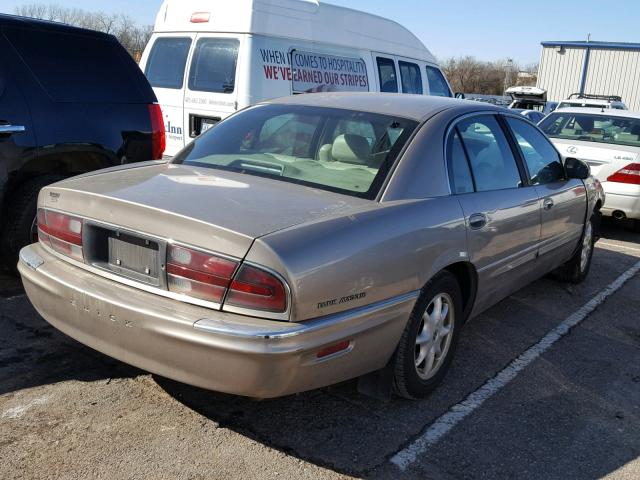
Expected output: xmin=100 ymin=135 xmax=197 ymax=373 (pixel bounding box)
xmin=188 ymin=38 xmax=239 ymax=94
xmin=4 ymin=26 xmax=146 ymax=103
xmin=145 ymin=37 xmax=192 ymax=89
xmin=539 ymin=112 xmax=640 ymax=147
xmin=173 ymin=104 xmax=418 ymax=199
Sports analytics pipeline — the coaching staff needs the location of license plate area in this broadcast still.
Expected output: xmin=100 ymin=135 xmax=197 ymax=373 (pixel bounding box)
xmin=84 ymin=224 xmax=165 ymax=287
xmin=189 ymin=114 xmax=220 ymax=137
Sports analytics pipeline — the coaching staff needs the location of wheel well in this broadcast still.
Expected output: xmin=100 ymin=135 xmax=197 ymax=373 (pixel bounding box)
xmin=444 ymin=261 xmax=478 ymax=322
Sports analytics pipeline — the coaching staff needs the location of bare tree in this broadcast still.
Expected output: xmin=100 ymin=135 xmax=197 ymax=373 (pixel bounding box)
xmin=441 ymin=56 xmax=534 ymax=95
xmin=13 ymin=3 xmax=152 ymax=59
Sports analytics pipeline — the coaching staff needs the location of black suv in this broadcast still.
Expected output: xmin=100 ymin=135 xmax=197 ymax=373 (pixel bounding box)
xmin=0 ymin=14 xmax=165 ymax=270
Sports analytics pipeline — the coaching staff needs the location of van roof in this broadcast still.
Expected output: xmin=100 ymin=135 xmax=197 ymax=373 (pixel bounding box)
xmin=154 ymin=0 xmax=436 ymax=63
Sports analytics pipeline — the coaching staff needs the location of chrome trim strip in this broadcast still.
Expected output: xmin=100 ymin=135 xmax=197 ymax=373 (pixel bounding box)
xmin=194 ymin=290 xmax=420 ymax=340
xmin=19 ymin=246 xmax=44 ymax=270
xmin=0 ymin=124 xmax=26 ymax=134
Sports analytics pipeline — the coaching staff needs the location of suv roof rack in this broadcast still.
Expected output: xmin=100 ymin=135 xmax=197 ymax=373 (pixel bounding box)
xmin=568 ymin=93 xmax=623 ymax=102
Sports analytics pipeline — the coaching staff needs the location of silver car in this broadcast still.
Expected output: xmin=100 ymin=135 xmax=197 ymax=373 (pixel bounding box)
xmin=19 ymin=94 xmax=603 ymax=399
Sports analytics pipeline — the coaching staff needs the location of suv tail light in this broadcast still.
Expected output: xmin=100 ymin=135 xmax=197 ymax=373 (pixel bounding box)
xmin=607 ymin=163 xmax=640 ymax=184
xmin=37 ymin=208 xmax=84 ymax=261
xmin=167 ymin=244 xmax=238 ymax=303
xmin=149 ymin=104 xmax=166 ymax=160
xmin=225 ymin=264 xmax=287 ymax=313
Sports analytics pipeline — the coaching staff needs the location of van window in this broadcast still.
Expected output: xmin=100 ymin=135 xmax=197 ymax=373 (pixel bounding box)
xmin=188 ymin=38 xmax=239 ymax=94
xmin=377 ymin=57 xmax=398 ymax=93
xmin=145 ymin=37 xmax=192 ymax=89
xmin=4 ymin=26 xmax=143 ymax=103
xmin=425 ymin=66 xmax=452 ymax=97
xmin=399 ymin=61 xmax=423 ymax=94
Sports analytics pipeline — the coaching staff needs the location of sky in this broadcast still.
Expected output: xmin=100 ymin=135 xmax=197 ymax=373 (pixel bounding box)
xmin=2 ymin=0 xmax=640 ymax=65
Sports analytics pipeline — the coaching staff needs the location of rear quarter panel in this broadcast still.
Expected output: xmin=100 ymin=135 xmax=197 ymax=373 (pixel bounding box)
xmin=247 ymin=196 xmax=468 ymax=321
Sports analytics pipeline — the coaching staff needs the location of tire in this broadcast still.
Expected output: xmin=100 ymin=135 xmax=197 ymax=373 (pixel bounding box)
xmin=392 ymin=271 xmax=463 ymax=399
xmin=554 ymin=213 xmax=595 ymax=284
xmin=0 ymin=175 xmax=64 ymax=272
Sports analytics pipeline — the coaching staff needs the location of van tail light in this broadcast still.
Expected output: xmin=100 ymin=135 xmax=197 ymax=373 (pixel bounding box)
xmin=607 ymin=163 xmax=640 ymax=185
xmin=167 ymin=244 xmax=238 ymax=303
xmin=37 ymin=208 xmax=84 ymax=262
xmin=224 ymin=264 xmax=287 ymax=313
xmin=149 ymin=104 xmax=166 ymax=160
xmin=190 ymin=12 xmax=210 ymax=23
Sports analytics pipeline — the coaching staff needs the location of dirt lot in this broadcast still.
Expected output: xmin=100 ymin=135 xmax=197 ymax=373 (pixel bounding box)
xmin=1 ymin=221 xmax=639 ymax=480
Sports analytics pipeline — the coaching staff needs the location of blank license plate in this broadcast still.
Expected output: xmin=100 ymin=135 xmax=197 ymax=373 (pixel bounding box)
xmin=108 ymin=232 xmax=159 ymax=280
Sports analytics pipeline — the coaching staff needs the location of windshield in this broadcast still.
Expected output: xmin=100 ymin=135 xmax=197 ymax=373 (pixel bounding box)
xmin=172 ymin=104 xmax=418 ymax=199
xmin=539 ymin=112 xmax=640 ymax=147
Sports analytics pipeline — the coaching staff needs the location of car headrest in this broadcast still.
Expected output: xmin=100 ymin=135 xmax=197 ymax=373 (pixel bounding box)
xmin=331 ymin=134 xmax=370 ymax=165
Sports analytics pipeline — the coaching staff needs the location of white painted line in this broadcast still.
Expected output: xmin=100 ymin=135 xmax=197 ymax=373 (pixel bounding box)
xmin=2 ymin=294 xmax=26 ymax=301
xmin=598 ymin=242 xmax=640 ymax=254
xmin=390 ymin=260 xmax=640 ymax=471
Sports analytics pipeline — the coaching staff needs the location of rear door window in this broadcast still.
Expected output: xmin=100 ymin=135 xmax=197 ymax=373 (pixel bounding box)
xmin=4 ymin=26 xmax=144 ymax=103
xmin=145 ymin=37 xmax=192 ymax=89
xmin=188 ymin=38 xmax=239 ymax=94
xmin=399 ymin=61 xmax=423 ymax=94
xmin=377 ymin=57 xmax=398 ymax=93
xmin=425 ymin=66 xmax=452 ymax=97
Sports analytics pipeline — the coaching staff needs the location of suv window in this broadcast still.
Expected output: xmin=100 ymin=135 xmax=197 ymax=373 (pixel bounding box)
xmin=377 ymin=57 xmax=398 ymax=93
xmin=425 ymin=66 xmax=451 ymax=97
xmin=457 ymin=115 xmax=522 ymax=191
xmin=145 ymin=37 xmax=192 ymax=89
xmin=506 ymin=117 xmax=565 ymax=184
xmin=4 ymin=26 xmax=143 ymax=103
xmin=188 ymin=38 xmax=239 ymax=94
xmin=399 ymin=61 xmax=423 ymax=94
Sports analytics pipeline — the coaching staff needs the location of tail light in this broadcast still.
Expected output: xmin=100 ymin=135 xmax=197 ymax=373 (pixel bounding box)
xmin=167 ymin=244 xmax=238 ymax=303
xmin=37 ymin=208 xmax=84 ymax=262
xmin=607 ymin=163 xmax=640 ymax=185
xmin=225 ymin=264 xmax=287 ymax=313
xmin=149 ymin=104 xmax=166 ymax=160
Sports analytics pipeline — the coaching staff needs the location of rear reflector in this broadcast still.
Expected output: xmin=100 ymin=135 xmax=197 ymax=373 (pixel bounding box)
xmin=224 ymin=264 xmax=287 ymax=313
xmin=190 ymin=12 xmax=210 ymax=23
xmin=167 ymin=244 xmax=238 ymax=303
xmin=607 ymin=163 xmax=640 ymax=185
xmin=317 ymin=341 xmax=351 ymax=359
xmin=37 ymin=208 xmax=84 ymax=262
xmin=148 ymin=104 xmax=166 ymax=160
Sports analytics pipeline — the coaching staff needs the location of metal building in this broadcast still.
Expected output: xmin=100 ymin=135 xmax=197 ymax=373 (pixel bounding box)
xmin=537 ymin=41 xmax=640 ymax=110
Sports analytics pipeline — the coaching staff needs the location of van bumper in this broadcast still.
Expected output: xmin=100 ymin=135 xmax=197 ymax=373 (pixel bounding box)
xmin=18 ymin=244 xmax=416 ymax=398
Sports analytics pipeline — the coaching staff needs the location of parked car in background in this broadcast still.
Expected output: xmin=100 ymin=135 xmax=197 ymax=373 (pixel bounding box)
xmin=0 ymin=14 xmax=165 ymax=270
xmin=139 ymin=0 xmax=453 ymax=157
xmin=19 ymin=93 xmax=603 ymax=400
xmin=511 ymin=108 xmax=545 ymax=123
xmin=557 ymin=93 xmax=627 ymax=110
xmin=506 ymin=86 xmax=557 ymax=115
xmin=539 ymin=108 xmax=639 ymax=230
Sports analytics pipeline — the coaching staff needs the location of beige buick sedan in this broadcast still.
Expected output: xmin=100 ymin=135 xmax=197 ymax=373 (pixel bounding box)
xmin=19 ymin=94 xmax=603 ymax=399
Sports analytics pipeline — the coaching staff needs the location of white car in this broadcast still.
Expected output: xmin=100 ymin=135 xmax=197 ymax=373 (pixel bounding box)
xmin=557 ymin=93 xmax=627 ymax=110
xmin=539 ymin=108 xmax=640 ymax=230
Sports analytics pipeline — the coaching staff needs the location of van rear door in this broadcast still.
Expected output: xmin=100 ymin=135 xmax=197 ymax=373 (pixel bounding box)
xmin=142 ymin=33 xmax=195 ymax=157
xmin=182 ymin=34 xmax=241 ymax=149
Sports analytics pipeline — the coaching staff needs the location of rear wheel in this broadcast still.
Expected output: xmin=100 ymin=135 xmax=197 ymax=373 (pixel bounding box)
xmin=555 ymin=214 xmax=595 ymax=284
xmin=0 ymin=175 xmax=64 ymax=272
xmin=392 ymin=271 xmax=462 ymax=399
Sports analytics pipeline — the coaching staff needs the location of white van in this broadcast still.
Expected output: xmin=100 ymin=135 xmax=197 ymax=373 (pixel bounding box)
xmin=139 ymin=0 xmax=453 ymax=156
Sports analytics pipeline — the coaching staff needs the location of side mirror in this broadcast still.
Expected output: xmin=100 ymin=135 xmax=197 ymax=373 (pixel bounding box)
xmin=564 ymin=157 xmax=590 ymax=180
xmin=454 ymin=92 xmax=465 ymax=99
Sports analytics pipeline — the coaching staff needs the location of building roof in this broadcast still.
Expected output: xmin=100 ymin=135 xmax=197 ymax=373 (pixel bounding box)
xmin=541 ymin=40 xmax=640 ymax=51
xmin=264 ymin=92 xmax=502 ymax=121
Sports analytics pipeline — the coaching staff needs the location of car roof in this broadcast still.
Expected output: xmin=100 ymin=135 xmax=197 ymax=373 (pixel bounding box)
xmin=262 ymin=93 xmax=503 ymax=121
xmin=548 ymin=107 xmax=640 ymax=119
xmin=560 ymin=98 xmax=622 ymax=106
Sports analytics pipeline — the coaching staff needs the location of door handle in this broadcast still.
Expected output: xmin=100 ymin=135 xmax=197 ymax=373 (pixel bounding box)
xmin=543 ymin=198 xmax=554 ymax=210
xmin=0 ymin=124 xmax=26 ymax=135
xmin=469 ymin=213 xmax=487 ymax=230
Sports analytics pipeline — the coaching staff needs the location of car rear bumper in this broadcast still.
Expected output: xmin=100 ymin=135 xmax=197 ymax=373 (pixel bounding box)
xmin=601 ymin=182 xmax=640 ymax=220
xmin=19 ymin=244 xmax=417 ymax=398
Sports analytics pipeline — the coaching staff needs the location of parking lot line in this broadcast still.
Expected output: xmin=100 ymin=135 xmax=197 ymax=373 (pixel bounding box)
xmin=598 ymin=242 xmax=640 ymax=253
xmin=390 ymin=259 xmax=640 ymax=471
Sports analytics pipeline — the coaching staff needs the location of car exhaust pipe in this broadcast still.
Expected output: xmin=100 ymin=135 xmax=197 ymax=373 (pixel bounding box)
xmin=612 ymin=210 xmax=626 ymax=221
